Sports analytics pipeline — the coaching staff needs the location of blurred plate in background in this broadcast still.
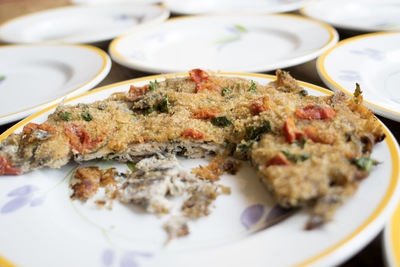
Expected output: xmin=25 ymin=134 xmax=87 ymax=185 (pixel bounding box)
xmin=71 ymin=0 xmax=161 ymax=4
xmin=0 ymin=44 xmax=111 ymax=125
xmin=317 ymin=32 xmax=400 ymax=122
xmin=0 ymin=4 xmax=169 ymax=44
xmin=301 ymin=0 xmax=400 ymax=32
xmin=164 ymin=0 xmax=307 ymax=15
xmin=109 ymin=14 xmax=338 ymax=73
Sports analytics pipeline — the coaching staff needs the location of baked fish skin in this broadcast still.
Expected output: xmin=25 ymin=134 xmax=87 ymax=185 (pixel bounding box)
xmin=0 ymin=70 xmax=386 ymax=229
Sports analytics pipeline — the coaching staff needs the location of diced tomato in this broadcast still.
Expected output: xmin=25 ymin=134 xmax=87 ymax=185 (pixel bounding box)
xmin=64 ymin=123 xmax=103 ymax=153
xmin=266 ymin=153 xmax=291 ymax=167
xmin=189 ymin=69 xmax=209 ymax=84
xmin=188 ymin=69 xmax=221 ymax=93
xmin=283 ymin=117 xmax=303 ymax=144
xmin=126 ymin=84 xmax=149 ymax=101
xmin=304 ymin=127 xmax=334 ymax=145
xmin=295 ymin=104 xmax=336 ymax=120
xmin=249 ymin=97 xmax=268 ymax=115
xmin=190 ymin=109 xmax=219 ymax=119
xmin=181 ymin=128 xmax=205 ymax=140
xmin=23 ymin=123 xmax=56 ymax=135
xmin=0 ymin=154 xmax=21 ymax=175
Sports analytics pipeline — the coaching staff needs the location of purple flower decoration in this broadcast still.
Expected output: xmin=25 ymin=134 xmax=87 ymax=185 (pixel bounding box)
xmin=101 ymin=249 xmax=152 ymax=267
xmin=264 ymin=205 xmax=298 ymax=228
xmin=30 ymin=196 xmax=46 ymax=207
xmin=2 ymin=184 xmax=45 ymax=213
xmin=240 ymin=204 xmax=265 ymax=230
xmin=102 ymin=249 xmax=115 ymax=267
xmin=350 ymin=48 xmax=385 ymax=61
xmin=338 ymin=70 xmax=361 ymax=82
xmin=1 ymin=196 xmax=31 ymax=213
xmin=7 ymin=184 xmax=38 ymax=197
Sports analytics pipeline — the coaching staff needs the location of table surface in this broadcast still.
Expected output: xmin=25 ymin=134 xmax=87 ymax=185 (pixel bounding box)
xmin=0 ymin=0 xmax=397 ymax=266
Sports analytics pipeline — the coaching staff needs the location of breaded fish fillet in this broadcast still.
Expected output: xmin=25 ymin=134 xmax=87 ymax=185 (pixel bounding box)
xmin=0 ymin=69 xmax=385 ymax=228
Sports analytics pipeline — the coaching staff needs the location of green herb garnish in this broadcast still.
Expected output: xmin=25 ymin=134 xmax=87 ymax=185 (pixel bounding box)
xmin=157 ymin=94 xmax=170 ymax=113
xmin=127 ymin=162 xmax=136 ymax=172
xmin=236 ymin=141 xmax=254 ymax=153
xmin=234 ymin=24 xmax=248 ymax=33
xmin=245 ymin=121 xmax=271 ymax=141
xmin=149 ymin=80 xmax=159 ymax=91
xmin=0 ymin=75 xmax=5 ymax=81
xmin=59 ymin=111 xmax=73 ymax=121
xmin=249 ymin=80 xmax=257 ymax=92
xmin=354 ymin=83 xmax=362 ymax=104
xmin=298 ymin=89 xmax=308 ymax=97
xmin=282 ymin=150 xmax=311 ymax=163
xmin=211 ymin=116 xmax=232 ymax=127
xmin=351 ymin=157 xmax=378 ymax=172
xmin=294 ymin=136 xmax=307 ymax=149
xmin=221 ymin=87 xmax=230 ymax=96
xmin=144 ymin=106 xmax=155 ymax=115
xmin=81 ymin=112 xmax=92 ymax=121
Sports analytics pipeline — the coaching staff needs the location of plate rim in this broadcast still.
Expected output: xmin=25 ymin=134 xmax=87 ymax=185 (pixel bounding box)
xmin=0 ymin=3 xmax=170 ymax=44
xmin=108 ymin=13 xmax=338 ymax=73
xmin=163 ymin=0 xmax=307 ymax=15
xmin=384 ymin=199 xmax=400 ymax=267
xmin=0 ymin=43 xmax=111 ymax=125
xmin=0 ymin=72 xmax=399 ymax=267
xmin=299 ymin=0 xmax=400 ymax=32
xmin=316 ymin=31 xmax=400 ymax=122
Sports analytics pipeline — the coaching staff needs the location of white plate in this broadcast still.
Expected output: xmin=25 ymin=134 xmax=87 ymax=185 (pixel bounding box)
xmin=0 ymin=4 xmax=169 ymax=44
xmin=0 ymin=44 xmax=111 ymax=125
xmin=317 ymin=32 xmax=400 ymax=122
xmin=109 ymin=14 xmax=338 ymax=73
xmin=300 ymin=0 xmax=400 ymax=32
xmin=72 ymin=0 xmax=161 ymax=4
xmin=163 ymin=0 xmax=307 ymax=15
xmin=384 ymin=200 xmax=400 ymax=267
xmin=0 ymin=72 xmax=399 ymax=267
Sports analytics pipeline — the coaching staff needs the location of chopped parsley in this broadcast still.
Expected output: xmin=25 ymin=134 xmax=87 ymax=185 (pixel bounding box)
xmin=236 ymin=141 xmax=254 ymax=153
xmin=157 ymin=94 xmax=170 ymax=113
xmin=351 ymin=157 xmax=378 ymax=172
xmin=211 ymin=116 xmax=232 ymax=127
xmin=221 ymin=87 xmax=230 ymax=96
xmin=282 ymin=150 xmax=311 ymax=163
xmin=295 ymin=136 xmax=307 ymax=148
xmin=81 ymin=112 xmax=92 ymax=121
xmin=127 ymin=162 xmax=136 ymax=172
xmin=298 ymin=89 xmax=308 ymax=97
xmin=59 ymin=111 xmax=73 ymax=121
xmin=245 ymin=121 xmax=271 ymax=141
xmin=144 ymin=106 xmax=155 ymax=115
xmin=148 ymin=80 xmax=159 ymax=91
xmin=249 ymin=80 xmax=257 ymax=92
xmin=354 ymin=83 xmax=362 ymax=104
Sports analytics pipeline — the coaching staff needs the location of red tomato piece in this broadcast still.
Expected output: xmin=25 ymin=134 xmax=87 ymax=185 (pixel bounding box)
xmin=296 ymin=104 xmax=336 ymax=120
xmin=0 ymin=154 xmax=21 ymax=175
xmin=181 ymin=128 xmax=205 ymax=140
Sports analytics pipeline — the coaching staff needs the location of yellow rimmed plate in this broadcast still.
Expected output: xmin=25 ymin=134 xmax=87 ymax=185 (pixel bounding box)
xmin=0 ymin=4 xmax=169 ymax=44
xmin=301 ymin=0 xmax=400 ymax=32
xmin=0 ymin=72 xmax=399 ymax=267
xmin=109 ymin=14 xmax=338 ymax=73
xmin=0 ymin=44 xmax=111 ymax=125
xmin=317 ymin=32 xmax=400 ymax=122
xmin=384 ymin=200 xmax=400 ymax=267
xmin=163 ymin=0 xmax=308 ymax=15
